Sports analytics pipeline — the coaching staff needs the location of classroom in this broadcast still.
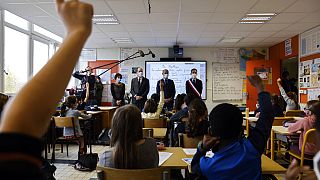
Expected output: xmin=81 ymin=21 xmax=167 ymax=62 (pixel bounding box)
xmin=0 ymin=0 xmax=319 ymax=179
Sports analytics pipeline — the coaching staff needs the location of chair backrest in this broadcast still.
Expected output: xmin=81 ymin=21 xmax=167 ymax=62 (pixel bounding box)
xmin=300 ymin=128 xmax=319 ymax=167
xmin=143 ymin=128 xmax=154 ymax=138
xmin=245 ymin=108 xmax=250 ymax=137
xmin=273 ymin=117 xmax=293 ymax=126
xmin=285 ymin=110 xmax=304 ymax=117
xmin=96 ymin=166 xmax=170 ymax=180
xmin=143 ymin=118 xmax=166 ymax=128
xmin=53 ymin=116 xmax=76 ymax=128
xmin=180 ymin=117 xmax=188 ymax=123
xmin=178 ymin=133 xmax=202 ymax=148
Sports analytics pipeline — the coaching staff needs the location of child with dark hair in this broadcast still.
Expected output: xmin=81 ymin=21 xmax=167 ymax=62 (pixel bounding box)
xmin=173 ymin=93 xmax=186 ymax=113
xmin=191 ymin=75 xmax=274 ymax=179
xmin=288 ymin=100 xmax=320 ymax=155
xmin=141 ymin=81 xmax=164 ymax=119
xmin=271 ymin=94 xmax=284 ymax=117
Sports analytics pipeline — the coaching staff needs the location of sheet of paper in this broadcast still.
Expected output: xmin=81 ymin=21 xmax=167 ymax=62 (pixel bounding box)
xmin=183 ymin=148 xmax=197 ymax=155
xmin=158 ymin=152 xmax=173 ymax=166
xmin=182 ymin=158 xmax=193 ymax=165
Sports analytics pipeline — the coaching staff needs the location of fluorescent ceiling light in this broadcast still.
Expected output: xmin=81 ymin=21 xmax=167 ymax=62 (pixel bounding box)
xmin=239 ymin=12 xmax=277 ymax=24
xmin=96 ymin=22 xmax=119 ymax=25
xmin=220 ymin=37 xmax=242 ymax=43
xmin=111 ymin=38 xmax=134 ymax=43
xmin=93 ymin=14 xmax=119 ymax=25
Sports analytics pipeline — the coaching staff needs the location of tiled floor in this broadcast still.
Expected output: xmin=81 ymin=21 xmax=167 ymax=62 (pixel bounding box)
xmin=45 ymin=144 xmax=109 ymax=180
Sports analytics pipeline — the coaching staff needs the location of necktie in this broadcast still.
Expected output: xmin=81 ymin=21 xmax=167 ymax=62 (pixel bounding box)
xmin=192 ymin=79 xmax=195 ymax=84
xmin=138 ymin=77 xmax=141 ymax=86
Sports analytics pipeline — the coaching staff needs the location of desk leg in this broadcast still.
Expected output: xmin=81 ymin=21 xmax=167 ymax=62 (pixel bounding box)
xmin=271 ymin=130 xmax=274 ymax=160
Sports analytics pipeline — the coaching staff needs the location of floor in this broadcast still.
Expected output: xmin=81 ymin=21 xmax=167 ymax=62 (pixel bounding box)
xmin=45 ymin=144 xmax=109 ymax=180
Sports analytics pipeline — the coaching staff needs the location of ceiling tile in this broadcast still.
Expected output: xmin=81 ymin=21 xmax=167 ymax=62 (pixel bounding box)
xmin=151 ymin=24 xmax=177 ymax=32
xmin=300 ymin=12 xmax=320 ymax=23
xmin=284 ymin=22 xmax=319 ymax=32
xmin=130 ymin=31 xmax=154 ymax=38
xmin=284 ymin=0 xmax=320 ymax=13
xmin=235 ymin=42 xmax=259 ymax=47
xmin=154 ymin=32 xmax=176 ymax=38
xmin=132 ymin=37 xmax=156 ymax=43
xmin=270 ymin=13 xmax=307 ymax=23
xmin=272 ymin=31 xmax=298 ymax=38
xmin=201 ymin=32 xmax=227 ymax=37
xmin=179 ymin=24 xmax=206 ymax=33
xmin=229 ymin=24 xmax=263 ymax=32
xmin=261 ymin=37 xmax=286 ymax=43
xmin=181 ymin=0 xmax=219 ymax=13
xmin=156 ymin=37 xmax=176 ymax=43
xmin=211 ymin=13 xmax=244 ymax=23
xmin=107 ymin=0 xmax=146 ymax=13
xmin=177 ymin=37 xmax=198 ymax=45
xmin=97 ymin=24 xmax=127 ymax=32
xmin=225 ymin=31 xmax=251 ymax=37
xmin=124 ymin=23 xmax=151 ymax=32
xmin=149 ymin=13 xmax=178 ymax=23
xmin=248 ymin=31 xmax=276 ymax=37
xmin=257 ymin=23 xmax=290 ymax=31
xmin=203 ymin=24 xmax=234 ymax=32
xmin=198 ymin=37 xmax=221 ymax=43
xmin=240 ymin=37 xmax=265 ymax=43
xmin=216 ymin=0 xmax=258 ymax=13
xmin=249 ymin=0 xmax=296 ymax=12
xmin=116 ymin=13 xmax=149 ymax=24
xmin=180 ymin=13 xmax=213 ymax=24
xmin=143 ymin=0 xmax=179 ymax=13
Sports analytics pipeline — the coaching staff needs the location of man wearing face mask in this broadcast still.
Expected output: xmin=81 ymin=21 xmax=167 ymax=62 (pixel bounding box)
xmin=130 ymin=67 xmax=150 ymax=111
xmin=111 ymin=73 xmax=125 ymax=106
xmin=186 ymin=68 xmax=203 ymax=99
xmin=72 ymin=66 xmax=97 ymax=105
xmin=156 ymin=69 xmax=176 ymax=111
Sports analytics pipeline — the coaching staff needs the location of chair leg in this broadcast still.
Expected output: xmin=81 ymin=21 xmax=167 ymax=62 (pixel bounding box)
xmin=61 ymin=143 xmax=63 ymax=153
xmin=51 ymin=142 xmax=56 ymax=164
xmin=66 ymin=142 xmax=69 ymax=157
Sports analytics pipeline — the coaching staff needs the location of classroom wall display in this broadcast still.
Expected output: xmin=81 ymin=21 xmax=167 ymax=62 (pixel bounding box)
xmin=254 ymin=67 xmax=272 ymax=84
xmin=299 ymin=59 xmax=312 ymax=88
xmin=300 ymin=25 xmax=320 ymax=57
xmin=212 ymin=62 xmax=243 ymax=100
xmin=308 ymin=88 xmax=320 ymax=101
xmin=239 ymin=48 xmax=268 ymax=71
xmin=145 ymin=61 xmax=207 ymax=99
xmin=210 ymin=48 xmax=239 ymax=63
xmin=285 ymin=39 xmax=292 ymax=56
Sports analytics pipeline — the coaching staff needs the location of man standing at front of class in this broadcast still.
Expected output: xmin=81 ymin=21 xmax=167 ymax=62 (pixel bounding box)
xmin=186 ymin=68 xmax=202 ymax=99
xmin=156 ymin=69 xmax=176 ymax=111
xmin=131 ymin=67 xmax=150 ymax=111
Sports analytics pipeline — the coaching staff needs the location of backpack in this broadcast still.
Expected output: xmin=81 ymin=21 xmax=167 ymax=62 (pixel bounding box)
xmin=74 ymin=153 xmax=99 ymax=171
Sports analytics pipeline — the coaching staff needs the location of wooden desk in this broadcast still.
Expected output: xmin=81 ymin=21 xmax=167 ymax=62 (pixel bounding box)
xmin=159 ymin=148 xmax=286 ymax=174
xmin=270 ymin=126 xmax=299 ymax=160
xmin=159 ymin=147 xmax=188 ymax=169
xmin=98 ymin=106 xmax=118 ymax=129
xmin=143 ymin=128 xmax=167 ymax=139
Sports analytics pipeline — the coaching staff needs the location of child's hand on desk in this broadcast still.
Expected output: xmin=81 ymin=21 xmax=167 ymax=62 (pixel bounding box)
xmin=157 ymin=142 xmax=166 ymax=150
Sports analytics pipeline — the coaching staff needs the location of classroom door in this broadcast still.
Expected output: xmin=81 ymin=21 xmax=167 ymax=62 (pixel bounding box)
xmin=246 ymin=60 xmax=280 ymax=110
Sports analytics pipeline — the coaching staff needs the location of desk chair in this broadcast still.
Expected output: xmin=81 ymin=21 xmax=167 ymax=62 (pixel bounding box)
xmin=143 ymin=128 xmax=154 ymax=138
xmin=289 ymin=128 xmax=319 ymax=167
xmin=178 ymin=133 xmax=202 ymax=148
xmin=144 ymin=118 xmax=167 ymax=128
xmin=273 ymin=117 xmax=294 ymax=155
xmin=96 ymin=166 xmax=170 ymax=180
xmin=285 ymin=110 xmax=304 ymax=117
xmin=51 ymin=116 xmax=81 ymax=163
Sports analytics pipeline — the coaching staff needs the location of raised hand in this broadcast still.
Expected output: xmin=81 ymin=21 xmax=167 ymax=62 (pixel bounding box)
xmin=56 ymin=0 xmax=93 ymax=38
xmin=248 ymin=75 xmax=265 ymax=93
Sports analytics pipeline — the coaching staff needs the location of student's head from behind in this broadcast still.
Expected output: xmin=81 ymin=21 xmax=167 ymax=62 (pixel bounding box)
xmin=96 ymin=76 xmax=101 ymax=82
xmin=150 ymin=93 xmax=160 ymax=104
xmin=162 ymin=69 xmax=169 ymax=79
xmin=308 ymin=101 xmax=320 ymax=130
xmin=191 ymin=68 xmax=197 ymax=79
xmin=305 ymin=100 xmax=320 ymax=117
xmin=137 ymin=67 xmax=143 ymax=77
xmin=287 ymin=92 xmax=297 ymax=101
xmin=110 ymin=105 xmax=143 ymax=168
xmin=114 ymin=73 xmax=122 ymax=83
xmin=185 ymin=93 xmax=195 ymax=107
xmin=187 ymin=99 xmax=208 ymax=137
xmin=85 ymin=66 xmax=93 ymax=75
xmin=174 ymin=93 xmax=186 ymax=111
xmin=209 ymin=103 xmax=243 ymax=140
xmin=282 ymin=71 xmax=289 ymax=79
xmin=144 ymin=99 xmax=157 ymax=113
xmin=271 ymin=94 xmax=280 ymax=105
xmin=66 ymin=95 xmax=78 ymax=108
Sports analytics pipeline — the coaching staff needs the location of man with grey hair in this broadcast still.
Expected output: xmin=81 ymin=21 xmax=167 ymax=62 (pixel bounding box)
xmin=130 ymin=67 xmax=150 ymax=111
xmin=156 ymin=69 xmax=176 ymax=111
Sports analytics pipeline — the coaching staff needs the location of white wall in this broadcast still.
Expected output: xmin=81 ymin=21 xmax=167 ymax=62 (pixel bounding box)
xmin=96 ymin=47 xmax=245 ymax=111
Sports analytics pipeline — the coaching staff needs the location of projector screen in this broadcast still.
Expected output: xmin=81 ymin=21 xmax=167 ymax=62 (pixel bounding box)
xmin=145 ymin=61 xmax=207 ymax=99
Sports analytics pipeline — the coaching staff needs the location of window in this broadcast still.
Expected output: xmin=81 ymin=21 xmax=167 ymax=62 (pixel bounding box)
xmin=4 ymin=26 xmax=29 ymax=93
xmin=33 ymin=24 xmax=62 ymax=43
xmin=4 ymin=10 xmax=29 ymax=31
xmin=33 ymin=40 xmax=49 ymax=76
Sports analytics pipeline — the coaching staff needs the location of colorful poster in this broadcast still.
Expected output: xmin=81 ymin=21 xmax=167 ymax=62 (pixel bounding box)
xmin=285 ymin=39 xmax=292 ymax=56
xmin=254 ymin=67 xmax=272 ymax=84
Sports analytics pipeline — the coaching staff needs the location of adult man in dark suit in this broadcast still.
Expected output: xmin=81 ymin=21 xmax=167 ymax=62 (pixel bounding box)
xmin=130 ymin=67 xmax=150 ymax=111
xmin=156 ymin=69 xmax=176 ymax=111
xmin=186 ymin=68 xmax=202 ymax=99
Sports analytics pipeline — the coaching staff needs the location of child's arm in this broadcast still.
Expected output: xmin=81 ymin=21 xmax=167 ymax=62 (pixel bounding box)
xmin=248 ymin=75 xmax=274 ymax=155
xmin=155 ymin=81 xmax=165 ymax=117
xmin=0 ymin=0 xmax=93 ymax=139
xmin=288 ymin=120 xmax=304 ymax=133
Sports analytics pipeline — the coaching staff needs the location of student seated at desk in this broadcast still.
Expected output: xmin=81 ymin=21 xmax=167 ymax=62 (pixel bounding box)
xmin=170 ymin=93 xmax=195 ymax=123
xmin=61 ymin=95 xmax=92 ymax=155
xmin=271 ymin=94 xmax=284 ymax=117
xmin=277 ymin=78 xmax=300 ymax=111
xmin=288 ymin=100 xmax=320 ymax=155
xmin=0 ymin=0 xmax=93 ymax=178
xmin=191 ymin=75 xmax=274 ymax=179
xmin=175 ymin=98 xmax=209 ymax=138
xmin=141 ymin=81 xmax=164 ymax=119
xmin=99 ymin=105 xmax=159 ymax=168
xmin=173 ymin=93 xmax=186 ymax=113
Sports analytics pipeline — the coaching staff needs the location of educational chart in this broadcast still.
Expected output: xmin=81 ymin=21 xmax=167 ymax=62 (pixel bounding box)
xmin=308 ymin=88 xmax=320 ymax=101
xmin=145 ymin=61 xmax=207 ymax=99
xmin=299 ymin=59 xmax=320 ymax=88
xmin=212 ymin=63 xmax=243 ymax=100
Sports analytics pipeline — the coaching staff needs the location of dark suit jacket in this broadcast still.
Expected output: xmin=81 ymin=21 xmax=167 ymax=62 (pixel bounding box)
xmin=186 ymin=78 xmax=203 ymax=98
xmin=130 ymin=77 xmax=150 ymax=100
xmin=156 ymin=79 xmax=176 ymax=100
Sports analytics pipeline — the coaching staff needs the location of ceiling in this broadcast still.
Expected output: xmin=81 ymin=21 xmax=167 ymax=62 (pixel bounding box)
xmin=1 ymin=0 xmax=320 ymax=48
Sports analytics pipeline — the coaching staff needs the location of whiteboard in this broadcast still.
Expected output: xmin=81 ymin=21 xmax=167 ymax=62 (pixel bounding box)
xmin=145 ymin=61 xmax=207 ymax=99
xmin=212 ymin=63 xmax=243 ymax=100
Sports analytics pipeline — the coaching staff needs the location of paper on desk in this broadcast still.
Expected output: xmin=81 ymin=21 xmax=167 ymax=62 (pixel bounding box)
xmin=182 ymin=158 xmax=193 ymax=165
xmin=183 ymin=148 xmax=197 ymax=155
xmin=158 ymin=152 xmax=173 ymax=166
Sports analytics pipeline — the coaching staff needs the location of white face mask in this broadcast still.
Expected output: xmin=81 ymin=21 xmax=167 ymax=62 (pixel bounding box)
xmin=116 ymin=78 xmax=121 ymax=83
xmin=163 ymin=74 xmax=168 ymax=79
xmin=256 ymin=104 xmax=260 ymax=109
xmin=192 ymin=74 xmax=197 ymax=79
xmin=138 ymin=72 xmax=143 ymax=77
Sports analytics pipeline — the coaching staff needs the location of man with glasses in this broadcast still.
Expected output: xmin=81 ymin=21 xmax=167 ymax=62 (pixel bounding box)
xmin=186 ymin=68 xmax=203 ymax=99
xmin=130 ymin=67 xmax=150 ymax=111
xmin=156 ymin=69 xmax=176 ymax=111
